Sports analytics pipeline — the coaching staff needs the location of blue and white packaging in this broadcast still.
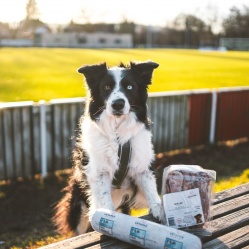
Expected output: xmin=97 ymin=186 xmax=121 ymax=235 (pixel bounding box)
xmin=91 ymin=208 xmax=202 ymax=249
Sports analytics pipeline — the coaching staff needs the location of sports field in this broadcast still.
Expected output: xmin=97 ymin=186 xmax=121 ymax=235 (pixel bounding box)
xmin=0 ymin=48 xmax=249 ymax=102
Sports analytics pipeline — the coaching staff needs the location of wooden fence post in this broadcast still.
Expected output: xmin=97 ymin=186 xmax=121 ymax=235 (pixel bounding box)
xmin=209 ymin=89 xmax=218 ymax=144
xmin=39 ymin=100 xmax=47 ymax=178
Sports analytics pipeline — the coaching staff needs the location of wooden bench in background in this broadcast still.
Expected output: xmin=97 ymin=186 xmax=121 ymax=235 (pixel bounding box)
xmin=41 ymin=182 xmax=249 ymax=249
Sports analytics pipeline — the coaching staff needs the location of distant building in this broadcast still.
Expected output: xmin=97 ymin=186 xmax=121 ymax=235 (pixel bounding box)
xmin=41 ymin=32 xmax=133 ymax=48
xmin=0 ymin=19 xmax=52 ymax=47
xmin=17 ymin=19 xmax=51 ymax=39
xmin=64 ymin=22 xmax=115 ymax=33
xmin=0 ymin=39 xmax=33 ymax=47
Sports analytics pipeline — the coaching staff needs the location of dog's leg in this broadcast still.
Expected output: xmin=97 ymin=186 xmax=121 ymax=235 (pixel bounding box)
xmin=136 ymin=170 xmax=162 ymax=221
xmin=88 ymin=173 xmax=115 ymax=217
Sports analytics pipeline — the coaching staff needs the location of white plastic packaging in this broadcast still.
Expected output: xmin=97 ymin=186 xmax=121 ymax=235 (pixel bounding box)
xmin=91 ymin=208 xmax=202 ymax=249
xmin=161 ymin=165 xmax=216 ymax=235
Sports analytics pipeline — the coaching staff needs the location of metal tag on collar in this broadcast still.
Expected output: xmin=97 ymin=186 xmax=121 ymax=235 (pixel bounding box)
xmin=112 ymin=140 xmax=131 ymax=188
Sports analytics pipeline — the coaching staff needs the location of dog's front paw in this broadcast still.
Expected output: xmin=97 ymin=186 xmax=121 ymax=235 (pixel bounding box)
xmin=150 ymin=203 xmax=163 ymax=221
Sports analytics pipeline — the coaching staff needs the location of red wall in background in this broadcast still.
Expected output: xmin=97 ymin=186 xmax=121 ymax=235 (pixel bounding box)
xmin=215 ymin=90 xmax=249 ymax=142
xmin=188 ymin=93 xmax=212 ymax=146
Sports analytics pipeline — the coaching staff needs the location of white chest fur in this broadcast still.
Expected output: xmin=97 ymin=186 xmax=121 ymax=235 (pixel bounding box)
xmin=80 ymin=111 xmax=155 ymax=182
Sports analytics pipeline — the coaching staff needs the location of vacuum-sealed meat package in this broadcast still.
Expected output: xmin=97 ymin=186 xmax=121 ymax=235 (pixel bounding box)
xmin=161 ymin=165 xmax=216 ymax=235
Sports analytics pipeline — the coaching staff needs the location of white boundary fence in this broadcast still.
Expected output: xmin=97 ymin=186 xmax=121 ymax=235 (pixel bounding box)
xmin=0 ymin=87 xmax=249 ymax=180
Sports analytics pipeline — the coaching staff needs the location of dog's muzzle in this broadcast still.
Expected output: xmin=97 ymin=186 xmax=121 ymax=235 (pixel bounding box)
xmin=111 ymin=98 xmax=125 ymax=116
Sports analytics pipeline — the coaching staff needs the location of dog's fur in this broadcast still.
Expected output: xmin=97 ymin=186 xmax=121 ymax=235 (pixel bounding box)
xmin=54 ymin=61 xmax=162 ymax=235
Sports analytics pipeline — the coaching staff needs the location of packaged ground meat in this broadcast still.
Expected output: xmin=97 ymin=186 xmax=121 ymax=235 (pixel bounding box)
xmin=91 ymin=209 xmax=202 ymax=249
xmin=161 ymin=165 xmax=216 ymax=235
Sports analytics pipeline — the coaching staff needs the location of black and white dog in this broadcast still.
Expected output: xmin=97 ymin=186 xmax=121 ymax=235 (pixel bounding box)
xmin=54 ymin=61 xmax=162 ymax=235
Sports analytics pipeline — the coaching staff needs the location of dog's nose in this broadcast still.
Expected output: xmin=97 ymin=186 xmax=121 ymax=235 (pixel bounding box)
xmin=112 ymin=99 xmax=125 ymax=111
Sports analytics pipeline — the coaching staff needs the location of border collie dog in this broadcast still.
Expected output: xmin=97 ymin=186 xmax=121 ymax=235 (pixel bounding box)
xmin=54 ymin=61 xmax=162 ymax=235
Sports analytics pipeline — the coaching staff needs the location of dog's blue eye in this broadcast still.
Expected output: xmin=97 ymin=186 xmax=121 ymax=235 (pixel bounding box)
xmin=127 ymin=85 xmax=133 ymax=90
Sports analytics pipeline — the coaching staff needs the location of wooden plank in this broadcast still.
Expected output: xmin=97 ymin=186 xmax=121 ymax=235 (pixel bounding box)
xmin=87 ymin=239 xmax=139 ymax=249
xmin=202 ymin=207 xmax=249 ymax=243
xmin=60 ymin=104 xmax=65 ymax=169
xmin=68 ymin=103 xmax=78 ymax=151
xmin=212 ymin=193 xmax=249 ymax=219
xmin=22 ymin=106 xmax=33 ymax=178
xmin=45 ymin=107 xmax=52 ymax=172
xmin=10 ymin=108 xmax=17 ymax=178
xmin=13 ymin=107 xmax=25 ymax=178
xmin=29 ymin=106 xmax=35 ymax=178
xmin=174 ymin=96 xmax=181 ymax=149
xmin=40 ymin=231 xmax=110 ymax=249
xmin=157 ymin=97 xmax=164 ymax=152
xmin=33 ymin=105 xmax=41 ymax=175
xmin=203 ymin=225 xmax=249 ymax=249
xmin=150 ymin=96 xmax=159 ymax=152
xmin=179 ymin=95 xmax=188 ymax=148
xmin=213 ymin=183 xmax=249 ymax=204
xmin=64 ymin=104 xmax=72 ymax=167
xmin=19 ymin=107 xmax=25 ymax=178
xmin=3 ymin=109 xmax=13 ymax=179
xmin=171 ymin=95 xmax=187 ymax=150
xmin=169 ymin=96 xmax=176 ymax=150
xmin=0 ymin=109 xmax=7 ymax=180
xmin=162 ymin=96 xmax=170 ymax=150
xmin=50 ymin=104 xmax=56 ymax=172
xmin=55 ymin=104 xmax=62 ymax=170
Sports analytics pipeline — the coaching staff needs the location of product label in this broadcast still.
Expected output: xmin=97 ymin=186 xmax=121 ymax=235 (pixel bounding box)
xmin=164 ymin=238 xmax=183 ymax=249
xmin=99 ymin=217 xmax=114 ymax=235
xmin=129 ymin=227 xmax=146 ymax=246
xmin=163 ymin=188 xmax=204 ymax=228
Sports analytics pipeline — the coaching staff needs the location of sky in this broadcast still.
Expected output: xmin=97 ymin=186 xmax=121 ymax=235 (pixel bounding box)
xmin=0 ymin=0 xmax=248 ymax=32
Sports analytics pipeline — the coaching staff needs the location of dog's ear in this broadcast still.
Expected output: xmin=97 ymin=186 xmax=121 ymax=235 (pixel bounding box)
xmin=78 ymin=63 xmax=107 ymax=85
xmin=130 ymin=61 xmax=159 ymax=85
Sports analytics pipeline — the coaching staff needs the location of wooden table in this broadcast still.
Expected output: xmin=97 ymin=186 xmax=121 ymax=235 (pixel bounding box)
xmin=41 ymin=183 xmax=249 ymax=249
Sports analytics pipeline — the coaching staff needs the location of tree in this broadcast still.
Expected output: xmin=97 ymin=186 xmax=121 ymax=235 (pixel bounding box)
xmin=170 ymin=14 xmax=206 ymax=32
xmin=222 ymin=5 xmax=249 ymax=38
xmin=26 ymin=0 xmax=39 ymax=20
xmin=167 ymin=14 xmax=208 ymax=47
xmin=117 ymin=18 xmax=135 ymax=35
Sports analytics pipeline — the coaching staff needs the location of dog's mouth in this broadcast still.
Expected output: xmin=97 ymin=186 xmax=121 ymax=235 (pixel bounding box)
xmin=112 ymin=110 xmax=125 ymax=117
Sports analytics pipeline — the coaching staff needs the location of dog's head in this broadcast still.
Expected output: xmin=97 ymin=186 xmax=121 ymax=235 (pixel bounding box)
xmin=78 ymin=61 xmax=159 ymax=123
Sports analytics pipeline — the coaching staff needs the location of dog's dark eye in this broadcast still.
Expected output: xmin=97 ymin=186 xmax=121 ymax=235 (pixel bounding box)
xmin=104 ymin=85 xmax=111 ymax=91
xmin=127 ymin=85 xmax=133 ymax=90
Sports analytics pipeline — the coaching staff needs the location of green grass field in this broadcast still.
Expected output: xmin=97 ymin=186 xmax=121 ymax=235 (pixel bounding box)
xmin=0 ymin=48 xmax=249 ymax=102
